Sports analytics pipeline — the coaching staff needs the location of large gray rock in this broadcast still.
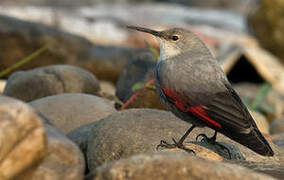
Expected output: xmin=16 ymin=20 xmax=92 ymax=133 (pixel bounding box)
xmin=30 ymin=93 xmax=116 ymax=134
xmin=86 ymin=151 xmax=275 ymax=180
xmin=4 ymin=65 xmax=100 ymax=102
xmin=86 ymin=109 xmax=282 ymax=170
xmin=67 ymin=122 xmax=95 ymax=159
xmin=19 ymin=124 xmax=85 ymax=180
xmin=86 ymin=109 xmax=191 ymax=170
xmin=0 ymin=15 xmax=94 ymax=77
xmin=0 ymin=96 xmax=46 ymax=180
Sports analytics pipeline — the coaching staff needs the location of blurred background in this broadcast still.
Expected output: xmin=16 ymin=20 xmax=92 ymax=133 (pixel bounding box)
xmin=0 ymin=0 xmax=284 ymax=134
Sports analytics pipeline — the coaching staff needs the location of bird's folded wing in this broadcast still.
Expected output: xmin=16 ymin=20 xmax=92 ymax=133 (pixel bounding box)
xmin=205 ymin=84 xmax=252 ymax=132
xmin=161 ymin=83 xmax=253 ymax=131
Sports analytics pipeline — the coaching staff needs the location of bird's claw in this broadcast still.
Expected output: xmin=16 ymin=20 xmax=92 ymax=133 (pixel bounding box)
xmin=156 ymin=138 xmax=196 ymax=155
xmin=156 ymin=140 xmax=177 ymax=150
xmin=182 ymin=146 xmax=196 ymax=154
xmin=171 ymin=137 xmax=178 ymax=145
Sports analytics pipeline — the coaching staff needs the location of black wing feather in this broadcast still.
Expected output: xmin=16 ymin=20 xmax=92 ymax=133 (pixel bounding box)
xmin=204 ymin=83 xmax=274 ymax=156
xmin=205 ymin=83 xmax=252 ymax=131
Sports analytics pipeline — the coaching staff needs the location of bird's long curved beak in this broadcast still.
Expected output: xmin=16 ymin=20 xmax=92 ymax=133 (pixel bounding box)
xmin=127 ymin=26 xmax=162 ymax=37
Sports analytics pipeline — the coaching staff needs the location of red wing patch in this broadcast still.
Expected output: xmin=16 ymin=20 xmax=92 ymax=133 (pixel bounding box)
xmin=188 ymin=106 xmax=221 ymax=128
xmin=163 ymin=88 xmax=188 ymax=112
xmin=162 ymin=88 xmax=222 ymax=128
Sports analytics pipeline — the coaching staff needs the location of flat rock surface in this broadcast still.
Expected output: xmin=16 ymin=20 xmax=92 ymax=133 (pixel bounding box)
xmin=30 ymin=93 xmax=116 ymax=134
xmin=0 ymin=96 xmax=46 ymax=180
xmin=86 ymin=151 xmax=276 ymax=180
xmin=86 ymin=109 xmax=282 ymax=171
xmin=4 ymin=65 xmax=100 ymax=102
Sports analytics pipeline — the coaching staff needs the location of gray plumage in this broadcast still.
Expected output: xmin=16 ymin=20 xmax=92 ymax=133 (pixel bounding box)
xmin=128 ymin=26 xmax=274 ymax=156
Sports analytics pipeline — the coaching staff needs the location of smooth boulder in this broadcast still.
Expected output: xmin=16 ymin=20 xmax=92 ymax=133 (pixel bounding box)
xmin=4 ymin=65 xmax=100 ymax=102
xmin=87 ymin=151 xmax=275 ymax=180
xmin=19 ymin=124 xmax=85 ymax=180
xmin=0 ymin=96 xmax=46 ymax=179
xmin=30 ymin=93 xmax=116 ymax=134
xmin=67 ymin=122 xmax=95 ymax=158
xmin=86 ymin=109 xmax=281 ymax=170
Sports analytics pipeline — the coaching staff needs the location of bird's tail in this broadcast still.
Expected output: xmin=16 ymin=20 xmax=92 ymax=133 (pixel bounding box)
xmin=227 ymin=127 xmax=274 ymax=156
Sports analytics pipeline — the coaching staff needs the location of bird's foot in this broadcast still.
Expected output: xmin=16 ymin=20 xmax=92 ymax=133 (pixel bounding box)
xmin=156 ymin=138 xmax=195 ymax=154
xmin=196 ymin=133 xmax=231 ymax=159
xmin=196 ymin=133 xmax=215 ymax=143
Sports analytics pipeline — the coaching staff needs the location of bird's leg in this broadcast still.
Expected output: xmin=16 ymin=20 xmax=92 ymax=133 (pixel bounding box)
xmin=156 ymin=125 xmax=196 ymax=154
xmin=196 ymin=130 xmax=231 ymax=159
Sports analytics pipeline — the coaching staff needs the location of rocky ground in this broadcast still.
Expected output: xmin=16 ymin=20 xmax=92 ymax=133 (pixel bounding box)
xmin=1 ymin=0 xmax=284 ymax=180
xmin=1 ymin=67 xmax=284 ymax=180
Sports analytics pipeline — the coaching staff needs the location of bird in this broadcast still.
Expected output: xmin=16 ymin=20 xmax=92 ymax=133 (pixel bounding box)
xmin=127 ymin=25 xmax=274 ymax=157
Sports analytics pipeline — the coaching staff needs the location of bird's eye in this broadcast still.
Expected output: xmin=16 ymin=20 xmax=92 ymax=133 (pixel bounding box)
xmin=172 ymin=35 xmax=179 ymax=41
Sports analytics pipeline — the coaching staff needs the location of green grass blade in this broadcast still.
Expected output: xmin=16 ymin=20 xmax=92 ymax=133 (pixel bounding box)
xmin=0 ymin=44 xmax=49 ymax=78
xmin=260 ymin=103 xmax=275 ymax=114
xmin=144 ymin=40 xmax=159 ymax=61
xmin=131 ymin=82 xmax=145 ymax=92
xmin=251 ymin=82 xmax=272 ymax=110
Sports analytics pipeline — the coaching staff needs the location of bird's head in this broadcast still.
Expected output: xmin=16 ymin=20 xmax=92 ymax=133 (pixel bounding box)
xmin=127 ymin=26 xmax=202 ymax=61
